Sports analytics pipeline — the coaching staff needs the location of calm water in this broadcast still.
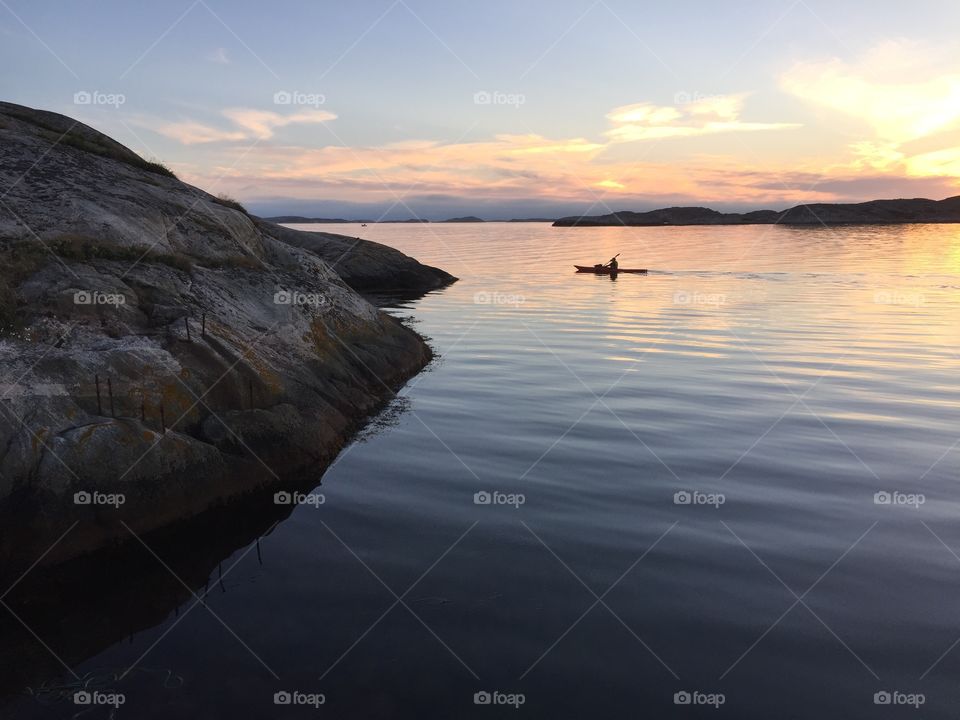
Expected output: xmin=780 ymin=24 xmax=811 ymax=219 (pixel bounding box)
xmin=5 ymin=222 xmax=960 ymax=718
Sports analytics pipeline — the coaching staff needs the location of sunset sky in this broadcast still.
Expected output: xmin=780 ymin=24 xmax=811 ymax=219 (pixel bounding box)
xmin=2 ymin=0 xmax=959 ymax=219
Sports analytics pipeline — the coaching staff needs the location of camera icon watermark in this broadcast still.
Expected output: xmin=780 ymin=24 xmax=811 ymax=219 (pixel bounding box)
xmin=274 ymin=490 xmax=326 ymax=507
xmin=473 ymin=90 xmax=526 ymax=108
xmin=74 ymin=490 xmax=126 ymax=508
xmin=473 ymin=291 xmax=525 ymax=306
xmin=73 ymin=690 xmax=125 ymax=708
xmin=473 ymin=690 xmax=525 ymax=708
xmin=274 ymin=289 xmax=327 ymax=306
xmin=73 ymin=290 xmax=126 ymax=306
xmin=873 ymin=690 xmax=924 ymax=708
xmin=674 ymin=690 xmax=725 ymax=707
xmin=73 ymin=90 xmax=125 ymax=108
xmin=873 ymin=490 xmax=925 ymax=509
xmin=474 ymin=490 xmax=525 ymax=509
xmin=273 ymin=690 xmax=325 ymax=707
xmin=873 ymin=290 xmax=925 ymax=307
xmin=673 ymin=91 xmax=726 ymax=106
xmin=673 ymin=290 xmax=726 ymax=307
xmin=673 ymin=490 xmax=725 ymax=508
xmin=273 ymin=90 xmax=326 ymax=108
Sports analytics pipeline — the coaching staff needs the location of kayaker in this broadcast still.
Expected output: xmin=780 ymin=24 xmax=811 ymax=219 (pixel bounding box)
xmin=606 ymin=256 xmax=619 ymax=272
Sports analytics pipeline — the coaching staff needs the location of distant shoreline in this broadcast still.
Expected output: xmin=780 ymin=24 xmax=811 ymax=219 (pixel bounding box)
xmin=266 ymin=215 xmax=556 ymax=224
xmin=264 ymin=197 xmax=960 ymax=227
xmin=553 ymin=196 xmax=960 ymax=227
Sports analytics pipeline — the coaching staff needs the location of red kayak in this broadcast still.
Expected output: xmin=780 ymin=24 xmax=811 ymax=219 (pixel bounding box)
xmin=575 ymin=265 xmax=647 ymax=274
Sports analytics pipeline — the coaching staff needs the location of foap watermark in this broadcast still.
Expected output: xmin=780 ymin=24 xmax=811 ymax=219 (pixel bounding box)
xmin=274 ymin=289 xmax=326 ymax=306
xmin=273 ymin=90 xmax=326 ymax=107
xmin=274 ymin=690 xmax=326 ymax=708
xmin=74 ymin=690 xmax=125 ymax=709
xmin=74 ymin=90 xmax=126 ymax=108
xmin=673 ymin=91 xmax=726 ymax=106
xmin=474 ymin=690 xmax=525 ymax=709
xmin=474 ymin=490 xmax=525 ymax=509
xmin=274 ymin=490 xmax=326 ymax=507
xmin=874 ymin=690 xmax=924 ymax=709
xmin=473 ymin=90 xmax=525 ymax=108
xmin=674 ymin=690 xmax=725 ymax=708
xmin=74 ymin=290 xmax=125 ymax=306
xmin=674 ymin=290 xmax=726 ymax=307
xmin=74 ymin=490 xmax=126 ymax=508
xmin=874 ymin=290 xmax=925 ymax=307
xmin=674 ymin=490 xmax=725 ymax=508
xmin=473 ymin=291 xmax=525 ymax=306
xmin=874 ymin=491 xmax=925 ymax=509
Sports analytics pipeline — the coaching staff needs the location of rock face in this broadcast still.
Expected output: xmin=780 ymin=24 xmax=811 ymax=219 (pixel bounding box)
xmin=553 ymin=197 xmax=960 ymax=226
xmin=255 ymin=219 xmax=455 ymax=292
xmin=0 ymin=102 xmax=454 ymax=569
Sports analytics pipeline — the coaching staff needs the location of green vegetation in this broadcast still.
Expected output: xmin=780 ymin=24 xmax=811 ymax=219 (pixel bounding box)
xmin=59 ymin=133 xmax=177 ymax=179
xmin=200 ymin=253 xmax=264 ymax=270
xmin=48 ymin=235 xmax=193 ymax=273
xmin=0 ymin=235 xmax=196 ymax=336
xmin=212 ymin=193 xmax=249 ymax=214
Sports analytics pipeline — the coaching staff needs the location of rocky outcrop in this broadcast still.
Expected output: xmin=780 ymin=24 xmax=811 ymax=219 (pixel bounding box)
xmin=0 ymin=102 xmax=454 ymax=569
xmin=254 ymin=219 xmax=455 ymax=292
xmin=553 ymin=196 xmax=960 ymax=226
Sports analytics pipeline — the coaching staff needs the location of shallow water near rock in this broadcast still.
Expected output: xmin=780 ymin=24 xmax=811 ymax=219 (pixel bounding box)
xmin=4 ymin=222 xmax=960 ymax=718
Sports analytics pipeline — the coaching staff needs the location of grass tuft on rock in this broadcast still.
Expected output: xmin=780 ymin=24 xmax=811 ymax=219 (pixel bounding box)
xmin=211 ymin=193 xmax=248 ymax=214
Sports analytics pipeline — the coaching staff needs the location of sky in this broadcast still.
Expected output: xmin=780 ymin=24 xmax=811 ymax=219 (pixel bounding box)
xmin=2 ymin=0 xmax=959 ymax=220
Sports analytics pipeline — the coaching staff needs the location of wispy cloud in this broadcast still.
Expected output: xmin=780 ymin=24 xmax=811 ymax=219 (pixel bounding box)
xmin=154 ymin=108 xmax=337 ymax=145
xmin=605 ymin=94 xmax=799 ymax=143
xmin=156 ymin=121 xmax=248 ymax=144
xmin=206 ymin=47 xmax=230 ymax=64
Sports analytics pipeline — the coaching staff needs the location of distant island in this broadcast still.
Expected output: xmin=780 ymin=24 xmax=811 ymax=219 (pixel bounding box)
xmin=266 ymin=215 xmax=560 ymax=224
xmin=263 ymin=215 xmax=350 ymax=223
xmin=554 ymin=196 xmax=960 ymax=227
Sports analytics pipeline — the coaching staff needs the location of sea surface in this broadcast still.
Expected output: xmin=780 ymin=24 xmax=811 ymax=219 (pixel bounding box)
xmin=4 ymin=222 xmax=960 ymax=718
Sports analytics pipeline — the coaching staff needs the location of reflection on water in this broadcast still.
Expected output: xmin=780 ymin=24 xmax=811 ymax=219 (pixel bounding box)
xmin=3 ymin=222 xmax=960 ymax=719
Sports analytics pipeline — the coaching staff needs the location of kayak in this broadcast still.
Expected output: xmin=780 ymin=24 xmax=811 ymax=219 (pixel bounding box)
xmin=575 ymin=265 xmax=648 ymax=274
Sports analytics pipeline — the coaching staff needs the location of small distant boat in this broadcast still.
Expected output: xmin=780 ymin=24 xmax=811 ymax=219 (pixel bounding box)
xmin=361 ymin=223 xmax=368 ymax=227
xmin=575 ymin=265 xmax=647 ymax=274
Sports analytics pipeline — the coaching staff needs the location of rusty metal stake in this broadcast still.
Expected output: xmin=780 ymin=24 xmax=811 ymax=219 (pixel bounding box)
xmin=160 ymin=403 xmax=166 ymax=434
xmin=107 ymin=378 xmax=115 ymax=417
xmin=184 ymin=316 xmax=191 ymax=342
xmin=95 ymin=374 xmax=102 ymax=415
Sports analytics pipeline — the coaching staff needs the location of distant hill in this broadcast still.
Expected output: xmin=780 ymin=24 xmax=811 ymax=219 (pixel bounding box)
xmin=265 ymin=215 xmax=349 ymax=223
xmin=553 ymin=197 xmax=960 ymax=227
xmin=441 ymin=216 xmax=485 ymax=223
